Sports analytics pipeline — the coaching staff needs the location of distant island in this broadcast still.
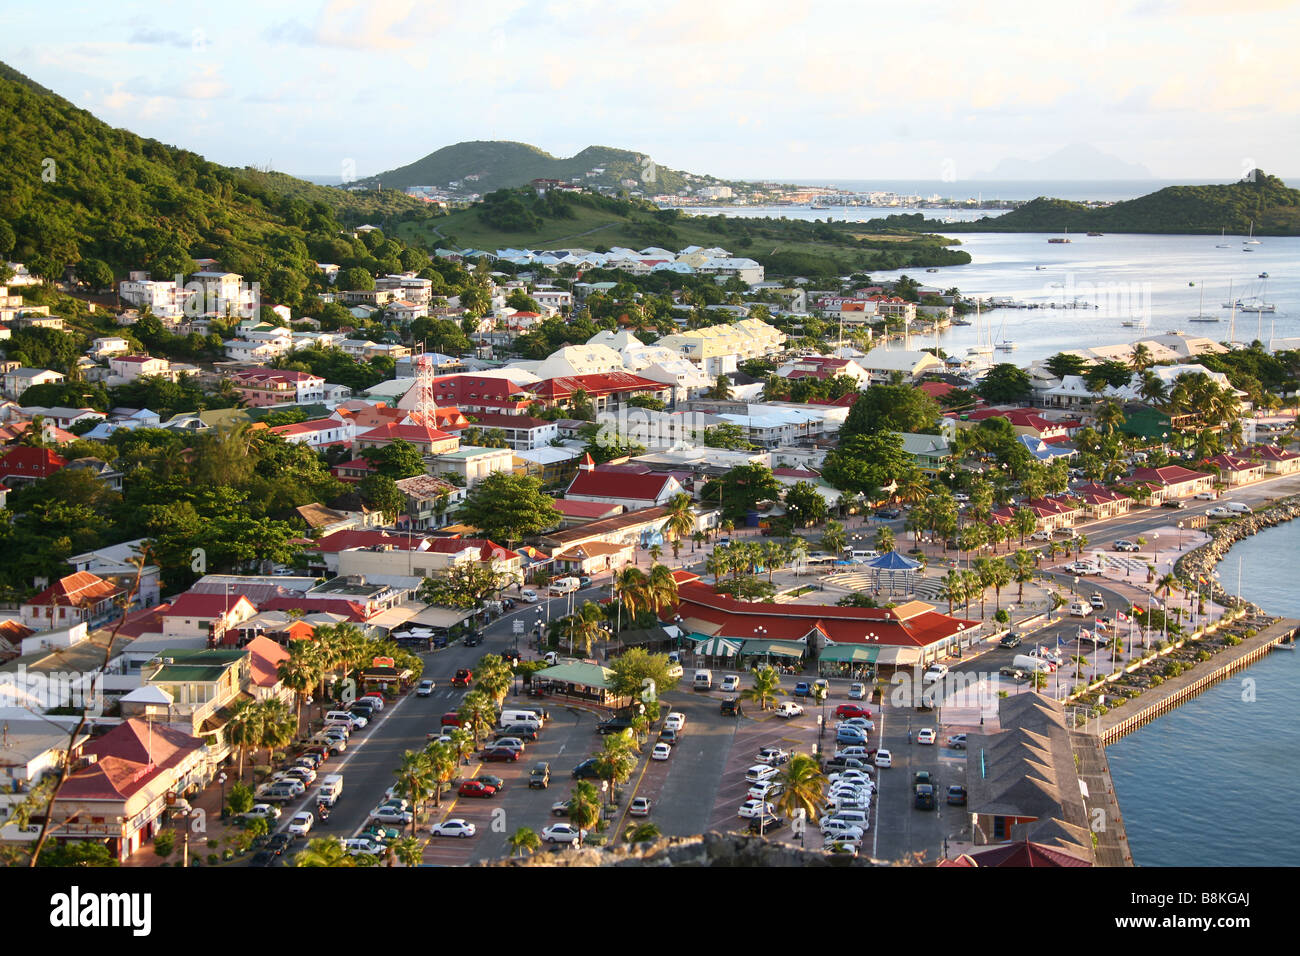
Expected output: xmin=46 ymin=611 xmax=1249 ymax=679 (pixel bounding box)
xmin=977 ymin=143 xmax=1155 ymax=180
xmin=861 ymin=170 xmax=1300 ymax=236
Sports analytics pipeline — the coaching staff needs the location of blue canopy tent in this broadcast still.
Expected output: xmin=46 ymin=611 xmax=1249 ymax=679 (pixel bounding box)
xmin=864 ymin=550 xmax=924 ymax=596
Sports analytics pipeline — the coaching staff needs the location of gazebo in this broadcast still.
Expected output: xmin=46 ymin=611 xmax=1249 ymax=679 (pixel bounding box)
xmin=864 ymin=550 xmax=924 ymax=596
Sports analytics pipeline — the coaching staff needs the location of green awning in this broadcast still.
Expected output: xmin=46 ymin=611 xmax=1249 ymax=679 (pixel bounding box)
xmin=818 ymin=645 xmax=881 ymax=663
xmin=694 ymin=636 xmax=741 ymax=657
xmin=741 ymin=639 xmax=805 ymax=658
xmin=534 ymin=661 xmax=614 ymax=688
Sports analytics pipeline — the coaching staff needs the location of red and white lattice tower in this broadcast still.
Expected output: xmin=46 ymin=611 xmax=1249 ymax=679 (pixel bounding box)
xmin=410 ymin=353 xmax=438 ymax=426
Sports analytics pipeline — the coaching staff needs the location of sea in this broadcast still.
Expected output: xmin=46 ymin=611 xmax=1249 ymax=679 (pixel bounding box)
xmin=683 ymin=202 xmax=1300 ymax=365
xmin=1105 ymin=520 xmax=1300 ymax=867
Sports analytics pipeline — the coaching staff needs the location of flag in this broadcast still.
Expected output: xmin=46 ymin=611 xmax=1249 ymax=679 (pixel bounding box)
xmin=1095 ymin=618 xmax=1108 ymax=629
xmin=1117 ymin=610 xmax=1131 ymax=624
xmin=1198 ymin=575 xmax=1208 ymax=585
xmin=1078 ymin=627 xmax=1092 ymax=641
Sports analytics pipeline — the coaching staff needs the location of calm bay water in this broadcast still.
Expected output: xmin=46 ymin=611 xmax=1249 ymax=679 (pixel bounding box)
xmin=1106 ymin=520 xmax=1300 ymax=867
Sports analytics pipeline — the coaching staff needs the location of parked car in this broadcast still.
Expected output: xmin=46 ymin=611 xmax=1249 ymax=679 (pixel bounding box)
xmin=914 ymin=784 xmax=936 ymax=810
xmin=458 ymin=780 xmax=498 ymax=798
xmin=720 ymin=697 xmax=743 ymax=717
xmin=999 ymin=633 xmax=1023 ymax=648
xmin=629 ymin=797 xmax=652 ymax=818
xmin=875 ymin=507 xmax=902 ymax=519
xmin=528 ymin=762 xmax=551 ymax=789
xmin=287 ymin=811 xmax=314 ymax=837
xmin=242 ymin=804 xmax=282 ymax=822
xmin=874 ymin=749 xmax=893 ymax=768
xmin=747 ymin=813 xmax=786 ymax=834
xmin=916 ymin=728 xmax=936 ymax=745
xmin=946 ymin=733 xmax=967 ymax=750
xmin=551 ymin=800 xmax=571 ymax=817
xmin=834 ymin=704 xmax=870 ymax=719
xmin=658 ymin=727 xmax=681 ymax=745
xmin=720 ymin=675 xmax=740 ymax=693
xmin=431 ymin=819 xmax=477 ymax=838
xmin=369 ymin=805 xmax=413 ymax=825
xmin=737 ymin=798 xmax=776 ymax=819
xmin=756 ymin=747 xmax=790 ymax=765
xmin=571 ymin=758 xmax=602 ymax=780
xmin=848 ymin=682 xmax=866 ymax=700
xmin=481 ymin=747 xmax=521 ymax=762
xmin=342 ymin=837 xmax=388 ymax=856
xmin=541 ymin=823 xmax=587 ymax=845
xmin=1161 ymin=499 xmax=1188 ymax=509
xmin=1206 ymin=506 xmax=1231 ymax=518
xmin=1112 ymin=540 xmax=1140 ymax=552
xmin=473 ymin=774 xmax=505 ymax=793
xmin=774 ymin=701 xmax=804 ymax=719
xmin=922 ymin=663 xmax=949 ymax=684
xmin=793 ymin=681 xmax=812 ymax=697
xmin=417 ymin=679 xmax=436 ymax=697
xmin=597 ymin=715 xmax=635 ymax=735
xmin=947 ymin=785 xmax=968 ymax=806
xmin=1194 ymin=491 xmax=1217 ymax=500
xmin=664 ymin=712 xmax=687 ymax=732
xmin=651 ymin=742 xmax=672 ymax=761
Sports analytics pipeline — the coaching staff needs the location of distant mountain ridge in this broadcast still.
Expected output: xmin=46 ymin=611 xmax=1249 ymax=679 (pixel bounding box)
xmin=357 ymin=140 xmax=739 ymax=196
xmin=979 ymin=143 xmax=1155 ymax=180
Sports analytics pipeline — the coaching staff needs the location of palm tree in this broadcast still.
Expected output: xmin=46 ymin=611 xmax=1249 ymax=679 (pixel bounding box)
xmin=1012 ymin=549 xmax=1035 ymax=603
xmin=874 ymin=526 xmax=895 ymax=553
xmin=986 ymin=559 xmax=1012 ymax=612
xmin=1013 ymin=507 xmax=1038 ymax=546
xmin=691 ymin=531 xmax=706 ymax=553
xmin=567 ymin=782 xmax=602 ymax=844
xmin=422 ymin=741 xmax=459 ymax=809
xmin=821 ymin=520 xmax=847 ymax=555
xmin=895 ymin=473 xmax=930 ymax=508
xmin=703 ymin=550 xmax=729 ymax=588
xmin=225 ymin=697 xmax=262 ymax=781
xmin=473 ymin=653 xmax=513 ymax=707
xmin=566 ymin=601 xmax=608 ymax=658
xmin=294 ymin=836 xmax=355 ymax=867
xmin=741 ymin=665 xmax=782 ymax=711
xmin=774 ymin=753 xmax=827 ymax=833
xmin=614 ymin=566 xmax=649 ymax=632
xmin=1129 ymin=342 xmax=1154 ymax=375
xmin=660 ymin=493 xmax=697 ymax=561
xmin=457 ymin=690 xmax=496 ymax=749
xmin=960 ymin=569 xmax=982 ymax=617
xmin=648 ymin=543 xmax=663 ymax=565
xmin=255 ymin=698 xmax=296 ymax=770
xmin=507 ymin=827 xmax=542 ymax=858
xmin=624 ymin=822 xmax=662 ymax=843
xmin=1074 ymin=533 xmax=1089 ymax=560
xmin=938 ymin=569 xmax=963 ymax=616
xmin=390 ymin=835 xmax=426 ymax=867
xmin=278 ymin=641 xmax=319 ymax=738
xmin=646 ymin=563 xmax=680 ymax=617
xmin=596 ymin=730 xmax=639 ymax=816
xmin=394 ymin=750 xmax=437 ymax=837
xmin=1095 ymin=399 xmax=1126 ymax=437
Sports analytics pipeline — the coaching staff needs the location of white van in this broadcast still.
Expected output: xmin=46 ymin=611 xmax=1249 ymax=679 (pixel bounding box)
xmin=845 ymin=548 xmax=879 ymax=563
xmin=1225 ymin=502 xmax=1253 ymax=515
xmin=317 ymin=774 xmax=343 ymax=806
xmin=499 ymin=709 xmax=543 ymax=729
xmin=325 ymin=710 xmax=365 ymax=729
xmin=1068 ymin=601 xmax=1090 ymax=617
xmin=520 ymin=588 xmax=539 ymax=603
xmin=549 ymin=577 xmax=580 ymax=595
xmin=1012 ymin=654 xmax=1054 ymax=674
xmin=693 ymin=669 xmax=713 ymax=691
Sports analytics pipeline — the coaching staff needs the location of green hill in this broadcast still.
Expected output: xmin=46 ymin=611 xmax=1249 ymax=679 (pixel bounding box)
xmin=0 ymin=60 xmax=443 ymax=303
xmin=893 ymin=170 xmax=1300 ymax=235
xmin=398 ymin=187 xmax=972 ymax=278
xmin=357 ymin=140 xmax=725 ymax=195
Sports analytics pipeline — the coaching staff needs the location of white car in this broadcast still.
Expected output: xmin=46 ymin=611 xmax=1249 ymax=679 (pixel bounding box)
xmin=430 ymin=818 xmax=476 ymax=838
xmin=755 ymin=747 xmax=790 ymax=766
xmin=947 ymin=733 xmax=968 ymax=750
xmin=1206 ymin=506 xmax=1231 ymax=518
xmin=848 ymin=682 xmax=866 ymax=700
xmin=833 ymin=746 xmax=871 ymax=761
xmin=745 ymin=764 xmax=779 ymax=783
xmin=265 ymin=778 xmax=305 ymax=796
xmin=923 ymin=663 xmax=949 ymax=684
xmin=737 ymin=798 xmax=776 ymax=819
xmin=1194 ymin=491 xmax=1217 ymax=500
xmin=541 ymin=823 xmax=587 ymax=845
xmin=820 ymin=819 xmax=867 ymax=839
xmin=747 ymin=780 xmax=785 ymax=801
xmin=342 ymin=837 xmax=386 ymax=856
xmin=651 ymin=742 xmax=672 ymax=761
xmin=287 ymin=811 xmax=314 ymax=837
xmin=720 ymin=675 xmax=741 ymax=693
xmin=275 ymin=767 xmax=316 ymax=785
xmin=664 ymin=712 xmax=687 ymax=732
xmin=774 ymin=701 xmax=804 ymax=719
xmin=829 ymin=770 xmax=873 ymax=787
xmin=1068 ymin=562 xmax=1103 ymax=575
xmin=836 ymin=718 xmax=874 ymax=733
xmin=1030 ymin=529 xmax=1053 ymax=541
xmin=916 ymin=728 xmax=937 ymax=745
xmin=875 ymin=749 xmax=893 ymax=768
xmin=370 ymin=805 xmax=414 ymax=825
xmin=242 ymin=804 xmax=282 ymax=822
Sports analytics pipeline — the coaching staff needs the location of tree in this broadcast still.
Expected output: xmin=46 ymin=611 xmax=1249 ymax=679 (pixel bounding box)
xmin=822 ymin=433 xmax=915 ymax=499
xmin=294 ymin=836 xmax=356 ymax=867
xmin=607 ymin=647 xmax=681 ymax=698
xmin=701 ymin=463 xmax=782 ymax=522
xmin=508 ymin=827 xmax=542 ymax=858
xmin=391 ymin=835 xmax=426 ymax=867
xmin=564 ymin=601 xmax=608 ymax=658
xmin=566 ymin=782 xmax=601 ymax=842
xmin=418 ymin=564 xmax=510 ymax=609
xmin=1012 ymin=549 xmax=1036 ymax=603
xmin=660 ymin=493 xmax=697 ymax=560
xmin=874 ymin=525 xmax=895 ymax=553
xmin=596 ymin=730 xmax=639 ymax=806
xmin=773 ymin=753 xmax=827 ymax=830
xmin=394 ymin=750 xmax=437 ymax=837
xmin=361 ymin=439 xmax=427 ymax=479
xmin=456 ymin=472 xmax=557 ymax=544
xmin=457 ymin=690 xmax=497 ymax=748
xmin=1045 ymin=352 xmax=1088 ymax=379
xmin=76 ymin=258 xmax=114 ymax=290
xmin=841 ymin=384 xmax=941 ymax=438
xmin=624 ymin=822 xmax=662 ymax=843
xmin=706 ymin=374 xmax=733 ymax=400
xmin=340 ymin=267 xmax=374 ymax=291
xmin=783 ymin=481 xmax=828 ymax=528
xmin=358 ymin=474 xmax=404 ymax=524
xmin=741 ymin=665 xmax=782 ymax=712
xmin=977 ymin=363 xmax=1033 ymax=403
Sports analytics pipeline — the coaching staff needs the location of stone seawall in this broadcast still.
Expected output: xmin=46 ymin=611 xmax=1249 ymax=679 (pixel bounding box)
xmin=1175 ymin=493 xmax=1300 ymax=613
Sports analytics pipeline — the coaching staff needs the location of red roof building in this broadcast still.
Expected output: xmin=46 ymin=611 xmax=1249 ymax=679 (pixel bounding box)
xmin=0 ymin=445 xmax=67 ymax=487
xmin=20 ymin=571 xmax=124 ymax=630
xmin=1248 ymin=444 xmax=1300 ymax=475
xmin=565 ymin=468 xmax=685 ymax=508
xmin=527 ymin=372 xmax=670 ymax=410
xmin=355 ymin=421 xmax=459 ymax=455
xmin=1201 ymin=453 xmax=1266 ymax=486
xmin=667 ymin=576 xmax=980 ymax=668
xmin=1130 ymin=465 xmax=1215 ymax=501
xmin=430 ymin=374 xmax=535 ymax=415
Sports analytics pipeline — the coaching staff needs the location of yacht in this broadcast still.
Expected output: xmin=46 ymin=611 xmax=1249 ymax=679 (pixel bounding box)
xmin=1243 ymin=221 xmax=1260 ymax=245
xmin=1188 ymin=282 xmax=1217 ymax=322
xmin=995 ymin=340 xmax=1017 ymax=351
xmin=1216 ymin=227 xmax=1230 ymax=249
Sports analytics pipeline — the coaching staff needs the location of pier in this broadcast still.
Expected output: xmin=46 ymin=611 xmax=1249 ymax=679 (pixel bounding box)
xmin=1094 ymin=617 xmax=1298 ymax=745
xmin=1070 ymin=732 xmax=1134 ymax=866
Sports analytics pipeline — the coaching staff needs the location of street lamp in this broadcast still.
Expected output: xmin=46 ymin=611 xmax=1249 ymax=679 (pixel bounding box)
xmin=1178 ymin=520 xmax=1184 ymax=551
xmin=218 ymin=771 xmax=228 ymax=819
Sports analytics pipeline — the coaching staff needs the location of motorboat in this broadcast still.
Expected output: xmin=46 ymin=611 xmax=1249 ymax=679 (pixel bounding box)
xmin=995 ymin=340 xmax=1017 ymax=350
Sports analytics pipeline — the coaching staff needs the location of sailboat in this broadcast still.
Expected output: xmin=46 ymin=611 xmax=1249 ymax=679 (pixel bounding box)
xmin=1215 ymin=228 xmax=1230 ymax=249
xmin=1048 ymin=227 xmax=1072 ymax=244
xmin=1188 ymin=281 xmax=1218 ymax=322
xmin=1243 ymin=221 xmax=1260 ymax=245
xmin=967 ymin=301 xmax=993 ymax=357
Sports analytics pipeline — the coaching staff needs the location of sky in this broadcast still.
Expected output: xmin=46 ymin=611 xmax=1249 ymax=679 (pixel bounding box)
xmin=2 ymin=0 xmax=1298 ymax=184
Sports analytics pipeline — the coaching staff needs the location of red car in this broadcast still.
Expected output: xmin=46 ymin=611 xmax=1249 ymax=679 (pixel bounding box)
xmin=458 ymin=780 xmax=498 ymax=798
xmin=440 ymin=712 xmax=461 ymax=727
xmin=834 ymin=704 xmax=872 ymax=720
xmin=481 ymin=747 xmax=521 ymax=762
xmin=452 ymin=669 xmax=473 ymax=687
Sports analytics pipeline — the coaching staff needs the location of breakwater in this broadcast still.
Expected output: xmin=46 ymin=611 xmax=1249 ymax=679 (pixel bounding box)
xmin=1175 ymin=493 xmax=1300 ymax=613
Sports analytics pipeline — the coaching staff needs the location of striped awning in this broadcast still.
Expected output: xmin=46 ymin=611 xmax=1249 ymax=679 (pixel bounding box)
xmin=818 ymin=645 xmax=880 ymax=663
xmin=741 ymin=639 xmax=804 ymax=658
xmin=693 ymin=635 xmax=742 ymax=657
